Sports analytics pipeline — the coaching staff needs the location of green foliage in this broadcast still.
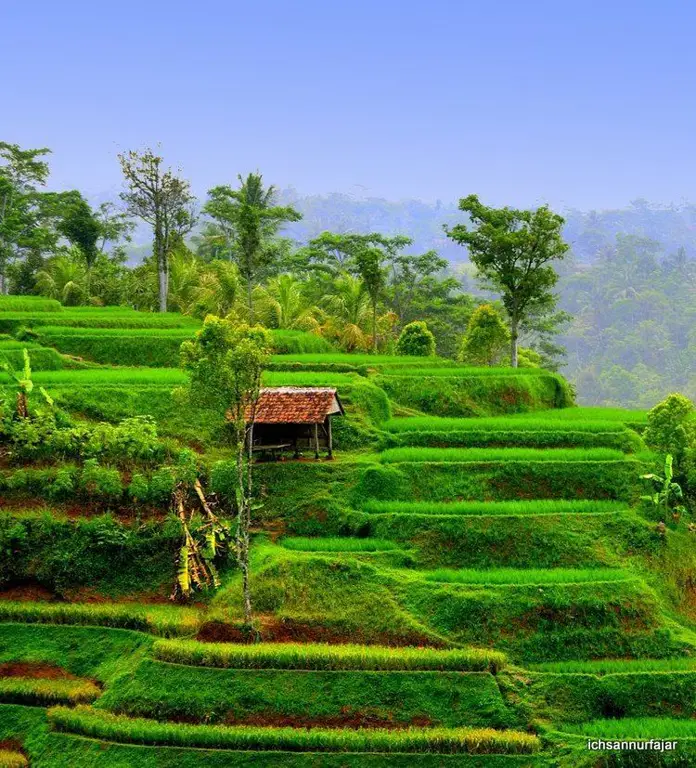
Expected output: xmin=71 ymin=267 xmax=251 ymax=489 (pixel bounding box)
xmin=640 ymin=454 xmax=687 ymax=522
xmin=0 ymin=600 xmax=200 ymax=636
xmin=0 ymin=511 xmax=183 ymax=595
xmin=376 ymin=370 xmax=573 ymax=418
xmin=560 ymin=718 xmax=696 ymax=739
xmin=49 ymin=706 xmax=541 ymax=754
xmin=280 ymin=537 xmax=401 ymax=552
xmin=395 ymin=320 xmax=436 ymax=357
xmin=2 ymin=412 xmax=165 ymax=465
xmin=180 ymin=316 xmax=271 ymax=423
xmin=356 ymin=509 xmax=659 ymax=569
xmin=97 ymin=659 xmax=514 ymax=729
xmin=423 ymin=568 xmax=632 ymax=585
xmin=267 ymin=329 xmax=332 ymax=353
xmin=355 ymin=465 xmax=407 ymax=501
xmin=379 ymin=447 xmax=627 ymax=463
xmin=446 ymin=195 xmax=569 ymax=367
xmin=0 ymin=677 xmax=100 ymax=706
xmin=362 ymin=499 xmax=626 ymax=516
xmin=643 ymin=393 xmax=695 ymax=466
xmin=0 ymin=295 xmax=62 ymax=311
xmin=152 ymin=639 xmax=506 ymax=672
xmin=458 ymin=304 xmax=509 ymax=366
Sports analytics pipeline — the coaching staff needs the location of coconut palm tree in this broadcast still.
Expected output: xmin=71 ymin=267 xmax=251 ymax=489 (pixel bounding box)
xmin=34 ymin=249 xmax=87 ymax=305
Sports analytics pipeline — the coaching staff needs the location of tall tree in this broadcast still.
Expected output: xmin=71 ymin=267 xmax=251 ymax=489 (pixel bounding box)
xmin=53 ymin=192 xmax=101 ymax=295
xmin=353 ymin=246 xmax=386 ymax=348
xmin=203 ymin=174 xmax=301 ymax=319
xmin=180 ymin=317 xmax=271 ymax=626
xmin=0 ymin=143 xmax=52 ymax=293
xmin=118 ymin=148 xmax=196 ymax=312
xmin=446 ymin=195 xmax=569 ymax=367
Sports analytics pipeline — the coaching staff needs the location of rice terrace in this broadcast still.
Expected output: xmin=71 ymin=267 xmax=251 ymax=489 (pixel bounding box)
xmin=3 ymin=9 xmax=696 ymax=760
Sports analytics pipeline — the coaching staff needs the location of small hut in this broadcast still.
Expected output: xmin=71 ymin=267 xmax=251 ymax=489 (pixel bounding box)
xmin=244 ymin=387 xmax=345 ymax=459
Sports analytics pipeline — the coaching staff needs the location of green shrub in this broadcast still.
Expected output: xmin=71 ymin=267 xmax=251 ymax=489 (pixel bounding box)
xmin=80 ymin=460 xmax=123 ymax=500
xmin=49 ymin=706 xmax=540 ymax=754
xmin=0 ymin=512 xmax=182 ymax=595
xmin=354 ymin=465 xmax=407 ymax=501
xmin=396 ymin=321 xmax=436 ymax=357
xmin=643 ymin=393 xmax=695 ymax=467
xmin=457 ymin=305 xmax=509 ymax=366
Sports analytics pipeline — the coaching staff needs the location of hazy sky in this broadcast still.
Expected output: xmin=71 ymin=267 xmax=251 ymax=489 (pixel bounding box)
xmin=4 ymin=0 xmax=696 ymax=209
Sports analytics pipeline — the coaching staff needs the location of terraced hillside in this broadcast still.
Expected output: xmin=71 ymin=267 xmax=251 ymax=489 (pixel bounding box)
xmin=1 ymin=300 xmax=695 ymax=766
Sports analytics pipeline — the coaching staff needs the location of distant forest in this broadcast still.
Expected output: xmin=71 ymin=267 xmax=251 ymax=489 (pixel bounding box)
xmin=272 ymin=193 xmax=696 ymax=408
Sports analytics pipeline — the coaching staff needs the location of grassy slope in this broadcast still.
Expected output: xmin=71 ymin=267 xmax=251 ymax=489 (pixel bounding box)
xmin=1 ymin=304 xmax=695 ymax=766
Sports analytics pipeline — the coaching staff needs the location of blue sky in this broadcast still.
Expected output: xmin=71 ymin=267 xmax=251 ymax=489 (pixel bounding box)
xmin=3 ymin=0 xmax=696 ymax=209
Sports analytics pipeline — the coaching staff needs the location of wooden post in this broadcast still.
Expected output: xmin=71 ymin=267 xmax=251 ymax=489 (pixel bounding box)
xmin=313 ymin=422 xmax=319 ymax=460
xmin=327 ymin=416 xmax=333 ymax=459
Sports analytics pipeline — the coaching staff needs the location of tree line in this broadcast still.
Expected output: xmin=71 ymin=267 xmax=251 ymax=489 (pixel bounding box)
xmin=1 ymin=142 xmax=571 ymax=368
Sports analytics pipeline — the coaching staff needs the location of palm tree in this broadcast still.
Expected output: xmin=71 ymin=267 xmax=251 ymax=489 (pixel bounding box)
xmin=34 ymin=249 xmax=87 ymax=305
xmin=254 ymin=274 xmax=320 ymax=331
xmin=321 ymin=273 xmax=372 ymax=351
xmin=203 ymin=174 xmax=301 ymax=320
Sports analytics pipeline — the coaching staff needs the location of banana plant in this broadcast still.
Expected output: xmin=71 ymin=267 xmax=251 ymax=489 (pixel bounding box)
xmin=641 ymin=454 xmax=687 ymax=523
xmin=0 ymin=348 xmax=52 ymax=419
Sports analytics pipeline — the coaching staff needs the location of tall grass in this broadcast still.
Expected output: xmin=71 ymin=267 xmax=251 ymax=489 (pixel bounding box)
xmin=508 ymin=407 xmax=648 ymax=424
xmin=559 ymin=718 xmax=696 ymax=739
xmin=378 ymin=367 xmax=549 ymax=377
xmin=530 ymin=658 xmax=696 ymax=674
xmin=281 ymin=537 xmax=402 ymax=552
xmin=361 ymin=499 xmax=628 ymax=517
xmin=0 ymin=601 xmax=200 ymax=637
xmin=269 ymin=330 xmax=333 ymax=354
xmin=378 ymin=447 xmax=628 ymax=463
xmin=384 ymin=416 xmax=638 ymax=434
xmin=0 ymin=310 xmax=200 ymax=332
xmin=0 ymin=296 xmax=62 ymax=312
xmin=270 ymin=354 xmax=448 ymax=366
xmin=35 ymin=326 xmax=196 ymax=337
xmin=0 ymin=677 xmax=100 ymax=706
xmin=423 ymin=568 xmax=634 ymax=585
xmin=152 ymin=639 xmax=507 ymax=672
xmin=0 ymin=368 xmax=189 ymax=386
xmin=49 ymin=706 xmax=539 ymax=754
xmin=262 ymin=371 xmax=362 ymax=386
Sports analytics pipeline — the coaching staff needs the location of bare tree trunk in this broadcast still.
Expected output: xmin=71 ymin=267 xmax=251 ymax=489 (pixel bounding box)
xmin=235 ymin=423 xmax=253 ymax=627
xmin=510 ymin=317 xmax=519 ymax=368
xmin=247 ymin=281 xmax=254 ymax=324
xmin=158 ymin=267 xmax=168 ymax=313
xmin=372 ymin=301 xmax=377 ymax=350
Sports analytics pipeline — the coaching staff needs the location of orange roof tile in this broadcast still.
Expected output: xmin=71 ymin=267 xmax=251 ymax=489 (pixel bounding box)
xmin=244 ymin=387 xmax=344 ymax=424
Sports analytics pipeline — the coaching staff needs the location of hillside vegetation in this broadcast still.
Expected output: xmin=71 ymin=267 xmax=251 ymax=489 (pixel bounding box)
xmin=0 ymin=302 xmax=695 ymax=767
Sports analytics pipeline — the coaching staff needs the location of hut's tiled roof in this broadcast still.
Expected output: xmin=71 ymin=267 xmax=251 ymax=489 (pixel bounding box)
xmin=244 ymin=387 xmax=344 ymax=424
